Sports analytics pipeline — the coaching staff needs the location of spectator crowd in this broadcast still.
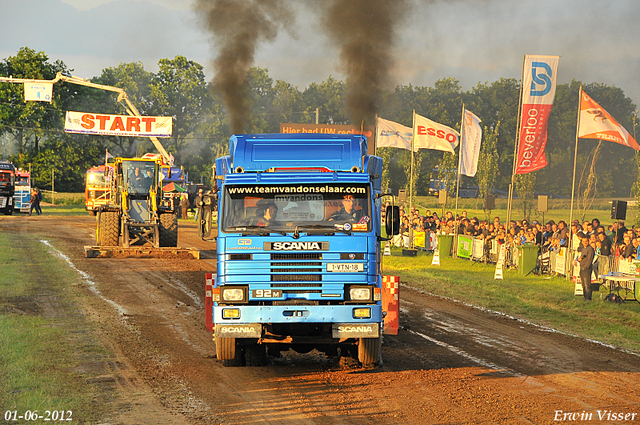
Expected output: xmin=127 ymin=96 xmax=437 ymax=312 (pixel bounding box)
xmin=381 ymin=202 xmax=640 ymax=262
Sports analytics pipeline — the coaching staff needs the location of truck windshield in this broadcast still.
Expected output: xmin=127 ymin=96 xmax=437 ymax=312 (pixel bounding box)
xmin=86 ymin=171 xmax=106 ymax=186
xmin=0 ymin=171 xmax=13 ymax=183
xmin=15 ymin=175 xmax=29 ymax=186
xmin=221 ymin=183 xmax=371 ymax=233
xmin=122 ymin=161 xmax=156 ymax=195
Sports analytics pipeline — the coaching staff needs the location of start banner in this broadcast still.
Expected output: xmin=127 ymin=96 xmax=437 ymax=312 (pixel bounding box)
xmin=515 ymin=55 xmax=559 ymax=174
xmin=65 ymin=111 xmax=173 ymax=138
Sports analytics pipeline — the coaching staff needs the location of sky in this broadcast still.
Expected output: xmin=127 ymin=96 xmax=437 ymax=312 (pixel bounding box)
xmin=1 ymin=0 xmax=639 ymax=113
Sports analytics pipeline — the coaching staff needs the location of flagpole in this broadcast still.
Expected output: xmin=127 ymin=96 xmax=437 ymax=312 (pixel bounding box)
xmin=410 ymin=110 xmax=415 ymax=212
xmin=507 ymin=55 xmax=527 ymax=228
xmin=374 ymin=114 xmax=378 ymax=157
xmin=410 ymin=110 xmax=416 ymax=250
xmin=453 ymin=105 xmax=466 ymax=257
xmin=567 ymin=86 xmax=582 ymax=279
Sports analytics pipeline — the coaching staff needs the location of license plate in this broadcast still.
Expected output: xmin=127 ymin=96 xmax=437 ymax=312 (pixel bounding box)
xmin=327 ymin=263 xmax=364 ymax=272
xmin=251 ymin=289 xmax=283 ymax=298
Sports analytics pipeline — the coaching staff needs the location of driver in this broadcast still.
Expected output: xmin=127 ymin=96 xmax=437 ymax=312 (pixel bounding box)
xmin=328 ymin=194 xmax=363 ymax=222
xmin=256 ymin=203 xmax=278 ymax=227
xmin=132 ymin=167 xmax=144 ymax=190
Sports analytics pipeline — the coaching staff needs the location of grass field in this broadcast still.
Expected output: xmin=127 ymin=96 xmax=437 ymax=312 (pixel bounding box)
xmin=383 ymin=246 xmax=640 ymax=353
xmin=0 ymin=231 xmax=108 ymax=422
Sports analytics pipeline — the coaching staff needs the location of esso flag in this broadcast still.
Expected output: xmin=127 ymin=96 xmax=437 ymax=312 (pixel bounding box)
xmin=64 ymin=111 xmax=173 ymax=138
xmin=515 ymin=55 xmax=559 ymax=174
xmin=413 ymin=113 xmax=459 ymax=153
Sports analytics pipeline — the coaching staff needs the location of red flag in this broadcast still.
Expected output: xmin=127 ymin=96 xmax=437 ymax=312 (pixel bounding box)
xmin=578 ymin=91 xmax=639 ymax=150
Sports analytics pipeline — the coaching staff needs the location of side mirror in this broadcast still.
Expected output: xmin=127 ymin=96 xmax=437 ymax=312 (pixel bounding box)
xmin=385 ymin=205 xmax=400 ymax=236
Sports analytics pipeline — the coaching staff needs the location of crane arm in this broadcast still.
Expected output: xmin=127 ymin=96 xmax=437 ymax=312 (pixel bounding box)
xmin=0 ymin=72 xmax=173 ymax=165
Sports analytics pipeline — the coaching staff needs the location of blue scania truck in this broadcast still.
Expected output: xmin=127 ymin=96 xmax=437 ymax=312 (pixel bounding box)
xmin=200 ymin=133 xmax=399 ymax=367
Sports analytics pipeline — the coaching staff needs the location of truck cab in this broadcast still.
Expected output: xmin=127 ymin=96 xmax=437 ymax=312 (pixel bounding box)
xmin=203 ymin=134 xmax=399 ymax=367
xmin=85 ymin=165 xmax=112 ymax=216
xmin=0 ymin=161 xmax=16 ymax=215
xmin=14 ymin=169 xmax=30 ymax=213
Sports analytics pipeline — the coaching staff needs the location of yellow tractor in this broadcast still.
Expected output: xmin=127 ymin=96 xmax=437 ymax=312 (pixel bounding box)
xmin=96 ymin=157 xmax=178 ymax=248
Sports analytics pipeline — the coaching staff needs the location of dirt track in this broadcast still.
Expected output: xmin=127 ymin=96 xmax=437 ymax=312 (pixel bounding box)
xmin=2 ymin=214 xmax=640 ymax=424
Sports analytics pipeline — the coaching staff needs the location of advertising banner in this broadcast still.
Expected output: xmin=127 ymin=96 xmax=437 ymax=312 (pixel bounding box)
xmin=65 ymin=111 xmax=172 ymax=138
xmin=24 ymin=82 xmax=53 ymax=102
xmin=515 ymin=55 xmax=559 ymax=174
xmin=457 ymin=235 xmax=473 ymax=259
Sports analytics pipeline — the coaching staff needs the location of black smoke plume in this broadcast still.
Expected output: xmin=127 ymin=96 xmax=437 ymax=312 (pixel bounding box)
xmin=321 ymin=0 xmax=410 ymax=127
xmin=196 ymin=0 xmax=293 ymax=133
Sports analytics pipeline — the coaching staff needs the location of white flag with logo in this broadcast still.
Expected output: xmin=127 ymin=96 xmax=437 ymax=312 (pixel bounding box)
xmin=413 ymin=113 xmax=459 ymax=153
xmin=460 ymin=110 xmax=482 ymax=177
xmin=376 ymin=117 xmax=413 ymax=151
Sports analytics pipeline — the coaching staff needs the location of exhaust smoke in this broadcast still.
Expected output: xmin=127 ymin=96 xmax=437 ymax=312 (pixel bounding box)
xmin=196 ymin=0 xmax=293 ymax=133
xmin=321 ymin=0 xmax=410 ymax=127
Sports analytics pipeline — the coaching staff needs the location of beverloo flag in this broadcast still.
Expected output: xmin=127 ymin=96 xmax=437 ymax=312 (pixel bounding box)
xmin=413 ymin=113 xmax=459 ymax=153
xmin=460 ymin=109 xmax=482 ymax=177
xmin=578 ymin=91 xmax=639 ymax=150
xmin=376 ymin=117 xmax=413 ymax=151
xmin=515 ymin=55 xmax=560 ymax=174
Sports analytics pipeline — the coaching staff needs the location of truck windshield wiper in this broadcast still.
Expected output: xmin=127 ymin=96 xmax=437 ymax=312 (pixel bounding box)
xmin=228 ymin=225 xmax=287 ymax=236
xmin=295 ymin=224 xmax=351 ymax=235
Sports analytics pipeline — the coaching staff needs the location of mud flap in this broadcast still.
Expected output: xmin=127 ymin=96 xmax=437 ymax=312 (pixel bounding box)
xmin=382 ymin=275 xmax=399 ymax=335
xmin=205 ymin=273 xmax=214 ymax=332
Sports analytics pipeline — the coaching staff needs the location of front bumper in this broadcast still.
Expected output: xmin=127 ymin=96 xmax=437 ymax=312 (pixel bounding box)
xmin=214 ymin=304 xmax=381 ymax=325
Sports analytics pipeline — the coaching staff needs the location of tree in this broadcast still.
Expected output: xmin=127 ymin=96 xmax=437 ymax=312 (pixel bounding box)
xmin=0 ymin=47 xmax=71 ymax=155
xmin=149 ymin=56 xmax=208 ymax=164
xmin=477 ymin=122 xmax=500 ymax=219
xmin=515 ymin=172 xmax=536 ymax=220
xmin=92 ymin=62 xmax=155 ymax=158
xmin=302 ymin=77 xmax=348 ymax=125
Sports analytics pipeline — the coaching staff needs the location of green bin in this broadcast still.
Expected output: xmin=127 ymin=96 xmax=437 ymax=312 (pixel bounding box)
xmin=438 ymin=235 xmax=454 ymax=257
xmin=518 ymin=245 xmax=539 ymax=275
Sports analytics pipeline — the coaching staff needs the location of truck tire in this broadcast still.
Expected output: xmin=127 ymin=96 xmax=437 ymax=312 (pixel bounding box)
xmin=98 ymin=211 xmax=120 ymax=246
xmin=159 ymin=213 xmax=178 ymax=247
xmin=216 ymin=337 xmax=242 ymax=366
xmin=244 ymin=343 xmax=266 ymax=367
xmin=358 ymin=337 xmax=381 ymax=367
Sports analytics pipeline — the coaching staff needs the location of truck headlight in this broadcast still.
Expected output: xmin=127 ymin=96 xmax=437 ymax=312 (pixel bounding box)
xmin=349 ymin=287 xmax=372 ymax=301
xmin=222 ymin=287 xmax=245 ymax=302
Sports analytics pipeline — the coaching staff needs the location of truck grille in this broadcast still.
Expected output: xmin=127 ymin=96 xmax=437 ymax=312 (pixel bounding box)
xmin=271 ymin=253 xmax=322 ymax=260
xmin=283 ymin=290 xmax=322 ymax=294
xmin=271 ymin=274 xmax=322 ymax=282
